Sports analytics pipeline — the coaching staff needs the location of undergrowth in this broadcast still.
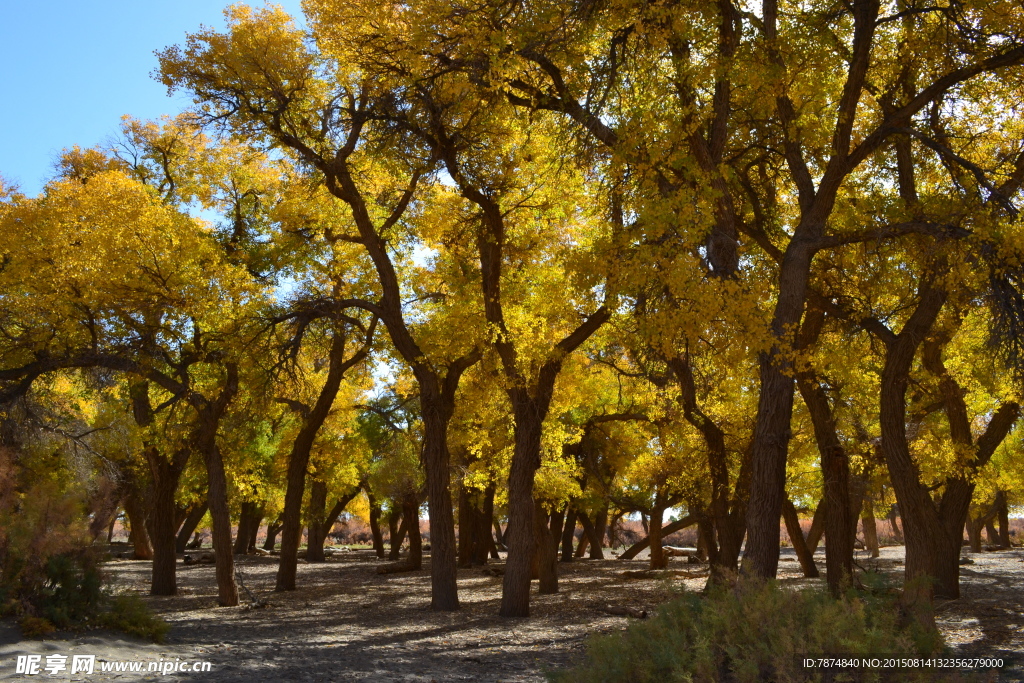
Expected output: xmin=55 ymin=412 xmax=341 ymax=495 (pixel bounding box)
xmin=549 ymin=574 xmax=953 ymax=683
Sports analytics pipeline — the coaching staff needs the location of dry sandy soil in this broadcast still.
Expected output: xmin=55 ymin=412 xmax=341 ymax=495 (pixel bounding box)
xmin=2 ymin=545 xmax=1023 ymax=682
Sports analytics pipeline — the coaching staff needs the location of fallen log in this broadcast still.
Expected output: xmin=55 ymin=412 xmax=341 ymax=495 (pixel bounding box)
xmin=618 ymin=516 xmax=697 ymax=560
xmin=662 ymin=546 xmax=698 ymax=557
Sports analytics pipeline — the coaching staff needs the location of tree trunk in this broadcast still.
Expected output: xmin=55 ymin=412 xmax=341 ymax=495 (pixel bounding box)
xmin=247 ymin=510 xmax=263 ymax=552
xmin=123 ymin=490 xmax=153 ymax=561
xmin=887 ymin=505 xmax=904 ymax=543
xmin=176 ymin=501 xmax=208 ymax=554
xmin=403 ymin=492 xmax=422 ymax=570
xmin=797 ymin=366 xmax=853 ymax=596
xmin=493 ymin=519 xmax=505 ymax=549
xmin=499 ymin=394 xmax=547 ymax=617
xmin=579 ymin=512 xmax=605 ymax=560
xmin=560 ymin=506 xmax=577 ymax=562
xmin=276 ymin=331 xmax=353 ymax=592
xmin=782 ymin=499 xmax=819 ymax=578
xmin=574 ymin=533 xmax=589 ymax=558
xmin=534 ymin=500 xmax=558 ymax=593
xmin=985 ymin=518 xmax=999 ymax=545
xmin=458 ymin=482 xmax=477 ymax=568
xmin=607 ymin=510 xmax=623 ymax=550
xmin=590 ymin=504 xmax=608 ymax=559
xmin=235 ymin=500 xmax=262 ymax=555
xmin=368 ymin=492 xmax=385 ymax=558
xmin=862 ymin=498 xmax=880 ymax=558
xmin=967 ymin=517 xmax=983 ymax=553
xmin=390 ymin=507 xmax=407 ymax=561
xmin=263 ymin=515 xmax=283 ymax=551
xmin=996 ymin=491 xmax=1011 ymax=547
xmin=648 ymin=503 xmax=667 ymax=570
xmin=306 ymin=480 xmax=329 ymax=563
xmin=473 ymin=484 xmax=495 ymax=566
xmin=417 ymin=402 xmax=458 ymax=609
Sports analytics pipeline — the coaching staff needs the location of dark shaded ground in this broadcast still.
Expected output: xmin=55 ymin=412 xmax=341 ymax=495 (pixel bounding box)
xmin=2 ymin=545 xmax=1022 ymax=681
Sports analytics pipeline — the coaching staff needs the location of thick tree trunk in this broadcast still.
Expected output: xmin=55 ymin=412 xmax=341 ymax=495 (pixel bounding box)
xmin=235 ymin=500 xmax=262 ymax=555
xmin=473 ymin=484 xmax=495 ymax=566
xmin=418 ymin=403 xmax=458 ymax=609
xmin=247 ymin=511 xmax=262 ymax=552
xmin=146 ymin=448 xmax=188 ymax=595
xmin=176 ymin=501 xmax=208 ymax=554
xmin=985 ymin=518 xmax=999 ymax=545
xmin=306 ymin=480 xmax=329 ymax=563
xmin=458 ymin=482 xmax=477 ymax=568
xmin=499 ymin=395 xmax=547 ymax=617
xmin=648 ymin=504 xmax=667 ymax=570
xmin=782 ymin=499 xmax=819 ymax=578
xmin=368 ymin=492 xmax=385 ymax=558
xmin=590 ymin=504 xmax=608 ymax=559
xmin=534 ymin=501 xmax=558 ymax=593
xmin=201 ymin=430 xmax=238 ymax=606
xmin=967 ymin=517 xmax=983 ymax=553
xmin=123 ymin=489 xmax=153 ymax=561
xmin=578 ymin=512 xmax=605 ymax=560
xmin=574 ymin=533 xmax=590 ymax=558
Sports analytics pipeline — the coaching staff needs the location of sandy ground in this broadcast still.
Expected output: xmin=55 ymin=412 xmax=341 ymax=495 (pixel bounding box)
xmin=2 ymin=545 xmax=1023 ymax=681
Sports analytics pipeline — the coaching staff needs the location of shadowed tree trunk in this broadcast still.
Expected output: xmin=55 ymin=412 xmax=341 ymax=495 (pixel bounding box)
xmin=782 ymin=499 xmax=819 ymax=578
xmin=176 ymin=501 xmax=208 ymax=554
xmin=235 ymin=500 xmax=263 ymax=555
xmin=368 ymin=491 xmax=385 ymax=558
xmin=403 ymin=492 xmax=422 ymax=570
xmin=122 ymin=487 xmax=153 ymax=561
xmin=560 ymin=506 xmax=577 ymax=562
xmin=306 ymin=480 xmax=329 ymax=562
xmin=996 ymin=491 xmax=1011 ymax=547
xmin=263 ymin=514 xmax=283 ymax=551
xmin=534 ymin=501 xmax=559 ymax=593
xmin=578 ymin=512 xmax=605 ymax=560
xmin=648 ymin=501 xmax=667 ymax=570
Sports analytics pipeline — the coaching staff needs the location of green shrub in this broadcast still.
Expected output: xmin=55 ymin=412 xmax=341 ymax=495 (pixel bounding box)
xmin=96 ymin=595 xmax=170 ymax=643
xmin=549 ymin=576 xmax=948 ymax=683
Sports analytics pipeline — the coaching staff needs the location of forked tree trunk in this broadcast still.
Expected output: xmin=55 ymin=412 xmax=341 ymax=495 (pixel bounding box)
xmin=389 ymin=507 xmax=406 ymax=561
xmin=985 ymin=518 xmax=999 ymax=545
xmin=590 ymin=504 xmax=608 ymax=559
xmin=176 ymin=501 xmax=208 ymax=554
xmin=263 ymin=515 xmax=283 ymax=551
xmin=782 ymin=499 xmax=818 ymax=578
xmin=235 ymin=500 xmax=263 ymax=555
xmin=578 ymin=512 xmax=605 ymax=560
xmin=276 ymin=331 xmax=359 ymax=592
xmin=403 ymin=492 xmax=422 ymax=570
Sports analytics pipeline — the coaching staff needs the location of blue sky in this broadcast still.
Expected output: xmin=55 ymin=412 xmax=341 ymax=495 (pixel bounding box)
xmin=0 ymin=1 xmax=303 ymax=196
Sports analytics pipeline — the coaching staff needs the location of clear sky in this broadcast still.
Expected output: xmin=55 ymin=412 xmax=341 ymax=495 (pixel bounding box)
xmin=0 ymin=1 xmax=303 ymax=196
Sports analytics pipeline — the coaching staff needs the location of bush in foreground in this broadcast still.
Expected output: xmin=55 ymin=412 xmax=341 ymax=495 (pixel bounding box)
xmin=550 ymin=576 xmax=947 ymax=683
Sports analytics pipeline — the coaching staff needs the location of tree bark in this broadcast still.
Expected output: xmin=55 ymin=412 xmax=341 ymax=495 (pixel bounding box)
xmin=648 ymin=503 xmax=667 ymax=570
xmin=176 ymin=501 xmax=208 ymax=554
xmin=235 ymin=500 xmax=262 ymax=555
xmin=473 ymin=484 xmax=495 ymax=566
xmin=390 ymin=506 xmax=408 ymax=561
xmin=996 ymin=491 xmax=1011 ymax=547
xmin=578 ymin=512 xmax=605 ymax=560
xmin=263 ymin=515 xmax=283 ymax=551
xmin=403 ymin=492 xmax=422 ymax=570
xmin=782 ymin=499 xmax=819 ymax=578
xmin=306 ymin=480 xmax=329 ymax=562
xmin=368 ymin=491 xmax=385 ymax=558
xmin=560 ymin=506 xmax=577 ymax=562
xmin=123 ymin=489 xmax=153 ymax=561
xmin=458 ymin=481 xmax=478 ymax=568
xmin=534 ymin=500 xmax=558 ymax=593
